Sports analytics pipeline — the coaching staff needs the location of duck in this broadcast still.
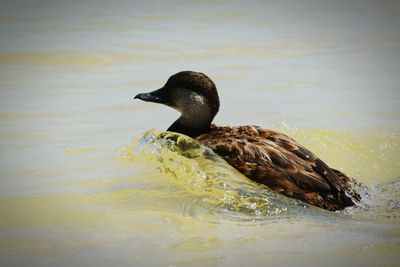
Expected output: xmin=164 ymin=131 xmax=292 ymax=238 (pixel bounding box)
xmin=134 ymin=71 xmax=360 ymax=211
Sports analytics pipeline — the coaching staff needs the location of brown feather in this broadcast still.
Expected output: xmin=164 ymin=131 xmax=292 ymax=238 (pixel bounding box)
xmin=197 ymin=125 xmax=357 ymax=211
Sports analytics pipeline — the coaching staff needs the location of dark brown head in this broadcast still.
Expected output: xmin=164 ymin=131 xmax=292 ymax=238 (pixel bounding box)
xmin=134 ymin=71 xmax=220 ymax=137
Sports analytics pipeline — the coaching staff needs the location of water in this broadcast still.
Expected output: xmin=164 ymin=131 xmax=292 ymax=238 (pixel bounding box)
xmin=0 ymin=0 xmax=399 ymax=266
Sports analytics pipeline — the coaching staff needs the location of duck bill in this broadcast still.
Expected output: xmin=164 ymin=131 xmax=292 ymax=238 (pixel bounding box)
xmin=134 ymin=87 xmax=169 ymax=104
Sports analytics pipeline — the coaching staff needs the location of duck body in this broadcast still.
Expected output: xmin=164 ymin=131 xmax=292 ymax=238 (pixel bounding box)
xmin=135 ymin=71 xmax=360 ymax=211
xmin=196 ymin=125 xmax=357 ymax=211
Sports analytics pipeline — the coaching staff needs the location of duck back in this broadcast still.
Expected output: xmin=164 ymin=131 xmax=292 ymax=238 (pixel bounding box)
xmin=196 ymin=125 xmax=359 ymax=211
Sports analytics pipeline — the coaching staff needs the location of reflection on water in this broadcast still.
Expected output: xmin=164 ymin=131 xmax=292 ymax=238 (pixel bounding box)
xmin=0 ymin=0 xmax=400 ymax=266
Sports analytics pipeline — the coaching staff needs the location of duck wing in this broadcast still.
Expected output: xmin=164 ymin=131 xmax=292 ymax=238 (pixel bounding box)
xmin=196 ymin=125 xmax=357 ymax=210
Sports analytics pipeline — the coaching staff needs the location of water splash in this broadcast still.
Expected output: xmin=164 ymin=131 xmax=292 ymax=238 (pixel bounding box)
xmin=343 ymin=179 xmax=400 ymax=223
xmin=122 ymin=130 xmax=308 ymax=220
xmin=123 ymin=130 xmax=400 ymax=222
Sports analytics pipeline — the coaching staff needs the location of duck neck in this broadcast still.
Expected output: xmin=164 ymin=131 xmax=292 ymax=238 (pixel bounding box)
xmin=167 ymin=112 xmax=213 ymax=137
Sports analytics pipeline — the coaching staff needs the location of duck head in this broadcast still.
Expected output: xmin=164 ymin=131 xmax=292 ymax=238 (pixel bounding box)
xmin=134 ymin=71 xmax=220 ymax=137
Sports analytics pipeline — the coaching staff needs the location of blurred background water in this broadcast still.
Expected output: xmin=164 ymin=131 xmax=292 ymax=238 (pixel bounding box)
xmin=0 ymin=0 xmax=399 ymax=266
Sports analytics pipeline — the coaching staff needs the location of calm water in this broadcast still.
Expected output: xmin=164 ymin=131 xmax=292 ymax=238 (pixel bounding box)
xmin=1 ymin=0 xmax=400 ymax=266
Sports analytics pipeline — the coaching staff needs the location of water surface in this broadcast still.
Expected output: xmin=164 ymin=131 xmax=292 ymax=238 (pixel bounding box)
xmin=0 ymin=0 xmax=399 ymax=266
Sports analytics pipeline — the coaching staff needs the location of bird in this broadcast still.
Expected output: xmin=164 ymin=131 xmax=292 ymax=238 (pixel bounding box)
xmin=134 ymin=71 xmax=360 ymax=211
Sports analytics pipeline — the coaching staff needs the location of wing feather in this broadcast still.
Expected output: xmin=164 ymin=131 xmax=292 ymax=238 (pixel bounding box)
xmin=197 ymin=125 xmax=355 ymax=210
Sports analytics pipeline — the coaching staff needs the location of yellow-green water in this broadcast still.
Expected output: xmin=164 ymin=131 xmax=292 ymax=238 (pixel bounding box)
xmin=0 ymin=0 xmax=399 ymax=266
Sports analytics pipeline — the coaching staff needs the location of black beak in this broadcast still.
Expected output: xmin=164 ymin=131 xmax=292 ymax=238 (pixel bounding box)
xmin=134 ymin=87 xmax=169 ymax=104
